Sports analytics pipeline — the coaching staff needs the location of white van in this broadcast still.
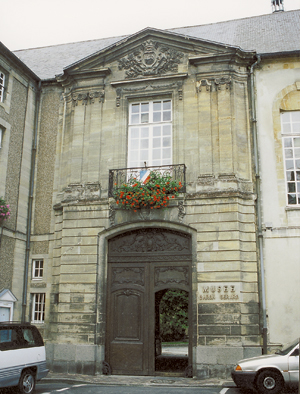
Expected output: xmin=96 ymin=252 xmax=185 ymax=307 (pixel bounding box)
xmin=0 ymin=322 xmax=49 ymax=393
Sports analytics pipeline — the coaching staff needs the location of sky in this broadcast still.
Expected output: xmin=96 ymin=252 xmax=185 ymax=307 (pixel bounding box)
xmin=2 ymin=0 xmax=300 ymax=51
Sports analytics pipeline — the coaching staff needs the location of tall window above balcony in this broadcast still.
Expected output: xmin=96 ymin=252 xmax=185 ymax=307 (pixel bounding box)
xmin=128 ymin=100 xmax=172 ymax=168
xmin=282 ymin=111 xmax=300 ymax=206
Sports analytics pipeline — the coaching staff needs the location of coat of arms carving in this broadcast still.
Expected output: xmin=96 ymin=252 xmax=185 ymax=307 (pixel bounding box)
xmin=118 ymin=40 xmax=184 ymax=78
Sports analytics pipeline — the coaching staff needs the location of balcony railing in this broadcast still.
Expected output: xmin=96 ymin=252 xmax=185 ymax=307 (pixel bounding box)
xmin=108 ymin=164 xmax=186 ymax=197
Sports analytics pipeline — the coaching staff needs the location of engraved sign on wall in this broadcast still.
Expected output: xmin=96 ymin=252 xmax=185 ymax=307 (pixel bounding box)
xmin=197 ymin=282 xmax=242 ymax=303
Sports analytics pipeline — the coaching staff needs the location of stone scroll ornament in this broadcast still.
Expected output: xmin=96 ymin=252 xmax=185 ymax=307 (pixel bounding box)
xmin=118 ymin=40 xmax=184 ymax=78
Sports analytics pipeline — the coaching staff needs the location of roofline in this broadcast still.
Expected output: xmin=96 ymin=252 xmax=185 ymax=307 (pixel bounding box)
xmin=0 ymin=42 xmax=40 ymax=82
xmin=258 ymin=50 xmax=300 ymax=58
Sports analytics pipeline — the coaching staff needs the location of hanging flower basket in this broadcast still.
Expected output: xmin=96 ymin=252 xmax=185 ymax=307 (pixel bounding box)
xmin=113 ymin=171 xmax=183 ymax=211
xmin=0 ymin=197 xmax=11 ymax=226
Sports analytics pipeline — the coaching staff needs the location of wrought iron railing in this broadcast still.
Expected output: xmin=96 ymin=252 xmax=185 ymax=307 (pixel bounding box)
xmin=108 ymin=164 xmax=186 ymax=197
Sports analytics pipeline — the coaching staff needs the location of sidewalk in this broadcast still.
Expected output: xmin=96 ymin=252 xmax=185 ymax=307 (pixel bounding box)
xmin=44 ymin=372 xmax=235 ymax=388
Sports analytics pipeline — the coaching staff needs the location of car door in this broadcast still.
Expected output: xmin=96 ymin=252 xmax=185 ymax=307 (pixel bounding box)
xmin=288 ymin=345 xmax=299 ymax=384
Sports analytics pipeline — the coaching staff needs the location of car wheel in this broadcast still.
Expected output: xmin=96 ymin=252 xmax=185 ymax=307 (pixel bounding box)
xmin=18 ymin=370 xmax=36 ymax=394
xmin=256 ymin=370 xmax=284 ymax=394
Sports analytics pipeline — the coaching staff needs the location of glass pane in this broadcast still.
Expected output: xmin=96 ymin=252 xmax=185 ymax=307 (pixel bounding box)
xmin=296 ymin=171 xmax=300 ymax=180
xmin=153 ymin=126 xmax=161 ymax=136
xmin=285 ymin=149 xmax=293 ymax=158
xmin=281 ymin=112 xmax=290 ymax=122
xmin=141 ymin=103 xmax=149 ymax=112
xmin=285 ymin=160 xmax=294 ymax=170
xmin=294 ymin=138 xmax=300 ymax=147
xmin=296 ymin=160 xmax=300 ymax=169
xmin=131 ymin=114 xmax=139 ymax=124
xmin=293 ymin=123 xmax=300 ymax=133
xmin=153 ymin=102 xmax=161 ymax=111
xmin=163 ymin=148 xmax=171 ymax=159
xmin=163 ymin=125 xmax=171 ymax=135
xmin=286 ymin=171 xmax=294 ymax=181
xmin=163 ymin=111 xmax=171 ymax=121
xmin=141 ymin=139 xmax=149 ymax=149
xmin=288 ymin=183 xmax=296 ymax=192
xmin=130 ymin=151 xmax=139 ymax=161
xmin=297 ymin=182 xmax=300 ymax=192
xmin=163 ymin=137 xmax=171 ymax=147
xmin=140 ymin=150 xmax=148 ymax=160
xmin=284 ymin=138 xmax=292 ymax=147
xmin=130 ymin=128 xmax=139 ymax=138
xmin=131 ymin=139 xmax=139 ymax=149
xmin=294 ymin=148 xmax=300 ymax=158
xmin=282 ymin=123 xmax=291 ymax=133
xmin=288 ymin=194 xmax=296 ymax=204
xmin=131 ymin=104 xmax=140 ymax=113
xmin=153 ymin=138 xmax=161 ymax=148
xmin=153 ymin=112 xmax=161 ymax=122
xmin=291 ymin=111 xmax=300 ymax=121
xmin=153 ymin=149 xmax=161 ymax=160
xmin=141 ymin=127 xmax=149 ymax=138
xmin=163 ymin=100 xmax=171 ymax=110
xmin=141 ymin=113 xmax=149 ymax=123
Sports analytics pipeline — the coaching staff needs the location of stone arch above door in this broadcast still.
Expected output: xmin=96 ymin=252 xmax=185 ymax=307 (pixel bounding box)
xmin=108 ymin=227 xmax=192 ymax=263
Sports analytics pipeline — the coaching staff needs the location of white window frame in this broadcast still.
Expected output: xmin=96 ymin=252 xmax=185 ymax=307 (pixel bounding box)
xmin=0 ymin=72 xmax=5 ymax=103
xmin=32 ymin=259 xmax=44 ymax=280
xmin=31 ymin=293 xmax=45 ymax=323
xmin=128 ymin=99 xmax=172 ymax=169
xmin=281 ymin=111 xmax=300 ymax=206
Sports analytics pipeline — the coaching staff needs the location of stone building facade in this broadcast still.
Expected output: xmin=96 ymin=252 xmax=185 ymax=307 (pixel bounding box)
xmin=0 ymin=9 xmax=299 ymax=379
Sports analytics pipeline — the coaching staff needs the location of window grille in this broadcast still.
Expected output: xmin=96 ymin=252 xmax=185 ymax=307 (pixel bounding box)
xmin=32 ymin=293 xmax=45 ymax=323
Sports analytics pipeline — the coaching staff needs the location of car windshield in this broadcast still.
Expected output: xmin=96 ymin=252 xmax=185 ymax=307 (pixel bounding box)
xmin=276 ymin=338 xmax=299 ymax=355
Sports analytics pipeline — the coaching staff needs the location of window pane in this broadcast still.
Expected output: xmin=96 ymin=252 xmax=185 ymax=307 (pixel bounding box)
xmin=296 ymin=171 xmax=300 ymax=180
xmin=285 ymin=149 xmax=293 ymax=158
xmin=131 ymin=114 xmax=139 ymax=124
xmin=282 ymin=123 xmax=291 ymax=133
xmin=294 ymin=148 xmax=300 ymax=158
xmin=163 ymin=125 xmax=171 ymax=135
xmin=285 ymin=160 xmax=294 ymax=170
xmin=153 ymin=112 xmax=161 ymax=122
xmin=141 ymin=103 xmax=149 ymax=112
xmin=296 ymin=160 xmax=300 ymax=169
xmin=284 ymin=138 xmax=292 ymax=147
xmin=153 ymin=102 xmax=161 ymax=111
xmin=140 ymin=150 xmax=148 ymax=161
xmin=286 ymin=171 xmax=294 ymax=181
xmin=153 ymin=138 xmax=161 ymax=148
xmin=163 ymin=100 xmax=171 ymax=110
xmin=297 ymin=182 xmax=300 ymax=192
xmin=288 ymin=183 xmax=296 ymax=192
xmin=291 ymin=111 xmax=300 ymax=122
xmin=141 ymin=127 xmax=149 ymax=138
xmin=294 ymin=138 xmax=300 ymax=147
xmin=288 ymin=194 xmax=296 ymax=204
xmin=163 ymin=148 xmax=171 ymax=159
xmin=163 ymin=111 xmax=171 ymax=121
xmin=141 ymin=113 xmax=149 ymax=123
xmin=131 ymin=139 xmax=139 ymax=149
xmin=141 ymin=139 xmax=149 ymax=149
xmin=163 ymin=137 xmax=171 ymax=147
xmin=131 ymin=128 xmax=139 ymax=138
xmin=293 ymin=123 xmax=300 ymax=133
xmin=153 ymin=149 xmax=161 ymax=159
xmin=153 ymin=126 xmax=161 ymax=136
xmin=281 ymin=112 xmax=290 ymax=123
xmin=131 ymin=104 xmax=140 ymax=113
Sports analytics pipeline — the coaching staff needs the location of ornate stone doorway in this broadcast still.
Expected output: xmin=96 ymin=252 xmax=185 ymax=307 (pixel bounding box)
xmin=105 ymin=228 xmax=192 ymax=376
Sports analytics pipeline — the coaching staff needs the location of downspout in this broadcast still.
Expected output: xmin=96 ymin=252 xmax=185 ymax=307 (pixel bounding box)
xmin=249 ymin=55 xmax=268 ymax=354
xmin=22 ymin=80 xmax=41 ymax=322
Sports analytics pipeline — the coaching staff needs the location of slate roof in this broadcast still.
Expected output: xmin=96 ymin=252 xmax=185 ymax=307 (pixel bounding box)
xmin=12 ymin=9 xmax=300 ymax=81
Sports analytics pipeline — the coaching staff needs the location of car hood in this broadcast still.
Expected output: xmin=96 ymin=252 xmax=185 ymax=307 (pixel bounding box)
xmin=237 ymin=353 xmax=286 ymax=369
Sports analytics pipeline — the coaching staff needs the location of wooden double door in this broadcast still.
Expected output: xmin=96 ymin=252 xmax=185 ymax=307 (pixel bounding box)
xmin=105 ymin=228 xmax=192 ymax=376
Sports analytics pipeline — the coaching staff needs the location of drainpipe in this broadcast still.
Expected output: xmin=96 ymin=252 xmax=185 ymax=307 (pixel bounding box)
xmin=249 ymin=55 xmax=268 ymax=354
xmin=22 ymin=80 xmax=41 ymax=322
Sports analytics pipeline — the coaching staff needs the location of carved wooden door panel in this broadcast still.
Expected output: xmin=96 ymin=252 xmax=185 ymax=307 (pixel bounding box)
xmin=106 ymin=228 xmax=192 ymax=376
xmin=106 ymin=263 xmax=151 ymax=375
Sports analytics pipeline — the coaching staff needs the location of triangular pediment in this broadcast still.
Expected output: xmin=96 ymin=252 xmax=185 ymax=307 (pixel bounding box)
xmin=0 ymin=288 xmax=17 ymax=303
xmin=61 ymin=27 xmax=253 ymax=81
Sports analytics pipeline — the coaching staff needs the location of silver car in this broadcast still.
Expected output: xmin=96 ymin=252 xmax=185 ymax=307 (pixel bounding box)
xmin=231 ymin=338 xmax=299 ymax=394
